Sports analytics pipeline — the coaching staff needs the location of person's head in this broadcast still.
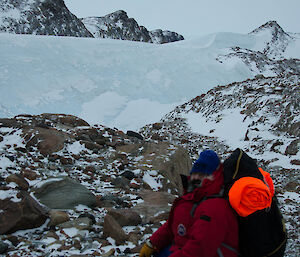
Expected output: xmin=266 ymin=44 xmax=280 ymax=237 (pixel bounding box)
xmin=189 ymin=150 xmax=220 ymax=187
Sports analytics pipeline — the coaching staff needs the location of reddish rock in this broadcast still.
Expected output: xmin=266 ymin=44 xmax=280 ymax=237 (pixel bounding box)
xmin=23 ymin=127 xmax=70 ymax=156
xmin=49 ymin=210 xmax=70 ymax=226
xmin=102 ymin=214 xmax=127 ymax=245
xmin=59 ymin=156 xmax=74 ymax=165
xmin=0 ymin=191 xmax=48 ymax=234
xmin=107 ymin=209 xmax=142 ymax=226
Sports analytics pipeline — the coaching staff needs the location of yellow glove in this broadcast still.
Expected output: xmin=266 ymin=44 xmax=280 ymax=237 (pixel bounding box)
xmin=139 ymin=241 xmax=155 ymax=257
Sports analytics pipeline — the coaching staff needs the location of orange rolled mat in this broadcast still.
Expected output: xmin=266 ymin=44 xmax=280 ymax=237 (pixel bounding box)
xmin=259 ymin=168 xmax=275 ymax=197
xmin=229 ymin=177 xmax=272 ymax=217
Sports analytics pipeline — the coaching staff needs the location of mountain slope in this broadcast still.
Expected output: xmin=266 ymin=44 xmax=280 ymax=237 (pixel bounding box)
xmin=81 ymin=10 xmax=184 ymax=44
xmin=140 ymin=73 xmax=300 ymax=255
xmin=0 ymin=0 xmax=92 ymax=37
xmin=140 ymin=73 xmax=300 ymax=169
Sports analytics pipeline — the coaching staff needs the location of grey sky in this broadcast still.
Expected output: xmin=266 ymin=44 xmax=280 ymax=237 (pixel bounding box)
xmin=64 ymin=0 xmax=300 ymax=38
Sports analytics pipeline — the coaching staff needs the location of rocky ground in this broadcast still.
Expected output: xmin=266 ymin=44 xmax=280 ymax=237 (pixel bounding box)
xmin=0 ymin=113 xmax=191 ymax=256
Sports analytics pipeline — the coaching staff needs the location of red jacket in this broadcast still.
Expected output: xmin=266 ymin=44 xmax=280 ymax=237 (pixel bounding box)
xmin=150 ymin=165 xmax=239 ymax=257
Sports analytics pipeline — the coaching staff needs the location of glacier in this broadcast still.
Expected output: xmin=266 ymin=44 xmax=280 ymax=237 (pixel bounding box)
xmin=0 ymin=31 xmax=299 ymax=131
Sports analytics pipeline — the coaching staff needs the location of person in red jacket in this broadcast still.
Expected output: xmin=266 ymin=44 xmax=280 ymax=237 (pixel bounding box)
xmin=139 ymin=150 xmax=239 ymax=257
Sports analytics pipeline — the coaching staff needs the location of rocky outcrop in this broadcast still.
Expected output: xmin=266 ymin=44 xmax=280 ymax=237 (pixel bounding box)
xmin=81 ymin=10 xmax=184 ymax=44
xmin=0 ymin=0 xmax=93 ymax=37
xmin=217 ymin=21 xmax=300 ymax=75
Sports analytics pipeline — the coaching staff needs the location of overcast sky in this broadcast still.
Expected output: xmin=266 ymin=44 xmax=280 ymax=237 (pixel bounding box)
xmin=64 ymin=0 xmax=300 ymax=38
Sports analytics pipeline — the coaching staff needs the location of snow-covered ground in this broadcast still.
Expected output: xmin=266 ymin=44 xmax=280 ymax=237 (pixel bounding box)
xmin=3 ymin=30 xmax=299 ymax=131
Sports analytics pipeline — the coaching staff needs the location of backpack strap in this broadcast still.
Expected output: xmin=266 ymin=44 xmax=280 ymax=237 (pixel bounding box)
xmin=233 ymin=148 xmax=243 ymax=179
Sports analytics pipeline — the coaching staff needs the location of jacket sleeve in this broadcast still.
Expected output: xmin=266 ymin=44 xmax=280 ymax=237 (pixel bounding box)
xmin=169 ymin=199 xmax=231 ymax=257
xmin=150 ymin=220 xmax=174 ymax=250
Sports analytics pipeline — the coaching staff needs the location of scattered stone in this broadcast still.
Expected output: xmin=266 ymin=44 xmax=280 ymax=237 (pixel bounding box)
xmin=107 ymin=209 xmax=142 ymax=226
xmin=101 ymin=248 xmax=115 ymax=257
xmin=78 ymin=213 xmax=96 ymax=224
xmin=14 ymin=147 xmax=27 ymax=153
xmin=58 ymin=217 xmax=93 ymax=231
xmin=103 ymin=215 xmax=127 ymax=245
xmin=120 ymin=170 xmax=136 ymax=180
xmin=84 ymin=165 xmax=96 ymax=173
xmin=21 ymin=169 xmax=38 ymax=181
xmin=285 ymin=139 xmax=300 ymax=155
xmin=44 ymin=231 xmax=59 ymax=240
xmin=6 ymin=174 xmax=29 ymax=191
xmin=126 ymin=131 xmax=143 ymax=140
xmin=5 ymin=235 xmax=19 ymax=246
xmin=49 ymin=210 xmax=70 ymax=227
xmin=81 ymin=141 xmax=102 ymax=151
xmin=152 ymin=123 xmax=163 ymax=130
xmin=290 ymin=159 xmax=300 ymax=165
xmin=0 ymin=240 xmax=8 ymax=254
xmin=151 ymin=133 xmax=163 ymax=141
xmin=134 ymin=190 xmax=175 ymax=223
xmin=111 ymin=177 xmax=130 ymax=189
xmin=59 ymin=156 xmax=74 ymax=165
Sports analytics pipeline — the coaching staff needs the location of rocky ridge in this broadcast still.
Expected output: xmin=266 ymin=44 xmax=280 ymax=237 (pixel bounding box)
xmin=217 ymin=21 xmax=300 ymax=75
xmin=0 ymin=114 xmax=191 ymax=256
xmin=140 ymin=72 xmax=300 ymax=256
xmin=250 ymin=21 xmax=293 ymax=59
xmin=81 ymin=10 xmax=184 ymax=44
xmin=0 ymin=0 xmax=93 ymax=37
xmin=0 ymin=1 xmax=184 ymax=44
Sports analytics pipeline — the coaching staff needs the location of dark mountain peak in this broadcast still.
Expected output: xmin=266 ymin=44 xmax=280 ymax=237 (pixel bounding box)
xmin=250 ymin=20 xmax=289 ymax=38
xmin=0 ymin=0 xmax=93 ymax=37
xmin=247 ymin=20 xmax=294 ymax=59
xmin=105 ymin=10 xmax=129 ymax=21
xmin=81 ymin=9 xmax=184 ymax=44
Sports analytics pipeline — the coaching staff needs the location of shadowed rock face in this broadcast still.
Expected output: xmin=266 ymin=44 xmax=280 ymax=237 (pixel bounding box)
xmin=81 ymin=10 xmax=184 ymax=44
xmin=0 ymin=0 xmax=93 ymax=37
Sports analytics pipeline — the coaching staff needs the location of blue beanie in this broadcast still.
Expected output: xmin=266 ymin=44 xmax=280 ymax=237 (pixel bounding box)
xmin=190 ymin=150 xmax=220 ymax=175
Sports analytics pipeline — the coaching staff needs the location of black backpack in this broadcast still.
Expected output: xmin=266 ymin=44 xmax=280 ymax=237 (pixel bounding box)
xmin=223 ymin=148 xmax=287 ymax=257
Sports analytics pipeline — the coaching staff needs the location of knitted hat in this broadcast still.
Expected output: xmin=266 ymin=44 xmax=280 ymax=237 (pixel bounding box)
xmin=190 ymin=150 xmax=220 ymax=175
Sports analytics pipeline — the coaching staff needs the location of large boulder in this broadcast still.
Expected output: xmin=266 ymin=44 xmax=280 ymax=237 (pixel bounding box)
xmin=23 ymin=127 xmax=70 ymax=156
xmin=116 ymin=142 xmax=192 ymax=194
xmin=0 ymin=191 xmax=48 ymax=234
xmin=133 ymin=190 xmax=176 ymax=223
xmin=33 ymin=177 xmax=97 ymax=209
